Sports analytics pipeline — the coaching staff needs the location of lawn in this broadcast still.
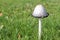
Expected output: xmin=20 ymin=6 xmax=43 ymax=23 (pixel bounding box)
xmin=0 ymin=0 xmax=60 ymax=40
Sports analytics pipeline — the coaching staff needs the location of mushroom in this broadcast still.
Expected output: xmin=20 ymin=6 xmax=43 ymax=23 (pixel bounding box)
xmin=32 ymin=4 xmax=49 ymax=40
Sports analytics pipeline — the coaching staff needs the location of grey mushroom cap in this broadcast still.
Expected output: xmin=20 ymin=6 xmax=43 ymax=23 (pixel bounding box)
xmin=32 ymin=4 xmax=49 ymax=18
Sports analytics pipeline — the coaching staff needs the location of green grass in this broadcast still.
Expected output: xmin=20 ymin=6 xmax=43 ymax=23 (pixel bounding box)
xmin=0 ymin=0 xmax=60 ymax=40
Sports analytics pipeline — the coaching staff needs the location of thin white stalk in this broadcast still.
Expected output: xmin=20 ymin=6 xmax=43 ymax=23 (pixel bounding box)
xmin=38 ymin=19 xmax=42 ymax=40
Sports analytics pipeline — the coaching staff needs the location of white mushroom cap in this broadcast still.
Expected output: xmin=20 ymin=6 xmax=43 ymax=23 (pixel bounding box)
xmin=32 ymin=4 xmax=49 ymax=18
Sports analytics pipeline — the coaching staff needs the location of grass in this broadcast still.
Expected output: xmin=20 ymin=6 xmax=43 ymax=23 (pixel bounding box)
xmin=0 ymin=0 xmax=60 ymax=40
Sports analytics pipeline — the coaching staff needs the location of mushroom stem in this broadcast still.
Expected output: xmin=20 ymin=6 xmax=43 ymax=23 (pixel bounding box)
xmin=38 ymin=19 xmax=42 ymax=40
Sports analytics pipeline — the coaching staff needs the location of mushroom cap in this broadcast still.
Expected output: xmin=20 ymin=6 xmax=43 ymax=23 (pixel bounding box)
xmin=32 ymin=4 xmax=49 ymax=18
